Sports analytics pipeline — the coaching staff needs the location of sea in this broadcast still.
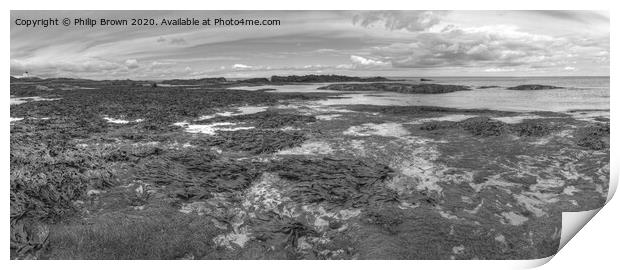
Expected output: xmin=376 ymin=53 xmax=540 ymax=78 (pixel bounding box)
xmin=229 ymin=76 xmax=610 ymax=116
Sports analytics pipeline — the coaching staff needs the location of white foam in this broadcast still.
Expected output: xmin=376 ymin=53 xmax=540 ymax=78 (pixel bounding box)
xmin=344 ymin=122 xmax=410 ymax=137
xmin=103 ymin=117 xmax=144 ymax=124
xmin=492 ymin=115 xmax=544 ymax=124
xmin=173 ymin=121 xmax=254 ymax=135
xmin=277 ymin=141 xmax=333 ymax=155
xmin=198 ymin=106 xmax=268 ymax=120
xmin=501 ymin=211 xmax=529 ymax=225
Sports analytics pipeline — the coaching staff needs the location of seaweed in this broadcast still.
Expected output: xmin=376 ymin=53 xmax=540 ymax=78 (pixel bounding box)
xmin=419 ymin=121 xmax=458 ymax=131
xmin=510 ymin=121 xmax=553 ymax=137
xmin=194 ymin=129 xmax=307 ymax=154
xmin=575 ymin=123 xmax=610 ymax=150
xmin=363 ymin=206 xmax=405 ymax=234
xmin=269 ymin=157 xmax=397 ymax=208
xmin=458 ymin=117 xmax=507 ymax=137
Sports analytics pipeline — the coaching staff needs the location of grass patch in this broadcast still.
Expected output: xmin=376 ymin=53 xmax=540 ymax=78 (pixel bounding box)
xmin=47 ymin=208 xmax=221 ymax=259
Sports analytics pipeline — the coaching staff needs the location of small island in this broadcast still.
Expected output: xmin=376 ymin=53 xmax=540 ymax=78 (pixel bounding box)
xmin=507 ymin=84 xmax=563 ymax=90
xmin=318 ymin=83 xmax=470 ymax=94
xmin=270 ymin=74 xmax=390 ymax=83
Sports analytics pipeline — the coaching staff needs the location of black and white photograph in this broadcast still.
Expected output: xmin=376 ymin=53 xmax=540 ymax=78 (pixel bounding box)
xmin=8 ymin=7 xmax=613 ymax=264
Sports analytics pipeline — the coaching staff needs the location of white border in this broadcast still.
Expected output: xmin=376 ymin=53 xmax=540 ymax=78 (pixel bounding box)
xmin=3 ymin=1 xmax=617 ymax=269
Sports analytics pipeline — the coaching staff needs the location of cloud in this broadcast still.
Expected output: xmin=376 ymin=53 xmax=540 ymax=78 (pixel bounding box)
xmin=363 ymin=24 xmax=607 ymax=71
xmin=564 ymin=66 xmax=576 ymax=71
xmin=124 ymin=59 xmax=139 ymax=69
xmin=232 ymin=64 xmax=253 ymax=70
xmin=484 ymin=67 xmax=516 ymax=72
xmin=350 ymin=55 xmax=390 ymax=68
xmin=169 ymin=38 xmax=188 ymax=45
xmin=529 ymin=11 xmax=609 ymax=24
xmin=10 ymin=58 xmax=123 ymax=77
xmin=353 ymin=11 xmax=446 ymax=32
xmin=9 ymin=11 xmax=609 ymax=78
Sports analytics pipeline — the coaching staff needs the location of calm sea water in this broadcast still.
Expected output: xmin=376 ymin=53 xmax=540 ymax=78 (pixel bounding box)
xmin=230 ymin=77 xmax=610 ymax=113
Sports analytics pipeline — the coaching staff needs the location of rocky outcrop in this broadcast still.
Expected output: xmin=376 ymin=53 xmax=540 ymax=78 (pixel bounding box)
xmin=477 ymin=85 xmax=500 ymax=89
xmin=506 ymin=84 xmax=563 ymax=90
xmin=161 ymin=77 xmax=227 ymax=85
xmin=318 ymin=83 xmax=470 ymax=94
xmin=238 ymin=78 xmax=270 ymax=84
xmin=420 ymin=78 xmax=433 ymax=81
xmin=270 ymin=74 xmax=389 ymax=83
xmin=420 ymin=117 xmax=554 ymax=137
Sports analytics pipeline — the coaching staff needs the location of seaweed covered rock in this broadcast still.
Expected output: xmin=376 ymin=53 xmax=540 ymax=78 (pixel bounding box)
xmin=506 ymin=84 xmax=563 ymax=90
xmin=10 ymin=220 xmax=49 ymax=259
xmin=318 ymin=83 xmax=470 ymax=94
xmin=575 ymin=123 xmax=610 ymax=150
xmin=196 ymin=129 xmax=307 ymax=154
xmin=417 ymin=116 xmax=554 ymax=137
xmin=10 ymin=87 xmax=296 ymax=125
xmin=134 ymin=156 xmax=264 ymax=197
xmin=254 ymin=215 xmax=319 ymax=251
xmin=510 ymin=121 xmax=553 ymax=137
xmin=458 ymin=117 xmax=507 ymax=136
xmin=363 ymin=206 xmax=405 ymax=234
xmin=419 ymin=121 xmax=458 ymax=131
xmin=269 ymin=157 xmax=397 ymax=208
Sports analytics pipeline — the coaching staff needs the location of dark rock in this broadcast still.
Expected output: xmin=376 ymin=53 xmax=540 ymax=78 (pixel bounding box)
xmin=270 ymin=74 xmax=389 ymax=83
xmin=160 ymin=77 xmax=227 ymax=85
xmin=239 ymin=78 xmax=270 ymax=84
xmin=419 ymin=121 xmax=458 ymax=131
xmin=420 ymin=78 xmax=433 ymax=81
xmin=477 ymin=85 xmax=500 ymax=89
xmin=506 ymin=84 xmax=563 ymax=90
xmin=318 ymin=83 xmax=470 ymax=94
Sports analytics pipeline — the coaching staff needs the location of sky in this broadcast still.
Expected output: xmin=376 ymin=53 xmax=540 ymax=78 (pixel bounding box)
xmin=10 ymin=10 xmax=610 ymax=79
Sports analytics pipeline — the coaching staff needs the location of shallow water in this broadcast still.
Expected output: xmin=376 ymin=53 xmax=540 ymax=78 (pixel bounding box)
xmin=10 ymin=96 xmax=62 ymax=105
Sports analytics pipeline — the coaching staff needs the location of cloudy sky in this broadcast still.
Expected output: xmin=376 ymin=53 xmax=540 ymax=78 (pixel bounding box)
xmin=11 ymin=10 xmax=609 ymax=79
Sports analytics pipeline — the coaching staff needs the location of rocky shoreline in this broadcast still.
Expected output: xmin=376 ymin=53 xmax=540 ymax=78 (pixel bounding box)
xmin=10 ymin=75 xmax=609 ymax=260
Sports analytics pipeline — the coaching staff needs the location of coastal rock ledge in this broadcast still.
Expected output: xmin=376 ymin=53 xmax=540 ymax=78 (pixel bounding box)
xmin=506 ymin=84 xmax=563 ymax=90
xmin=318 ymin=83 xmax=470 ymax=94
